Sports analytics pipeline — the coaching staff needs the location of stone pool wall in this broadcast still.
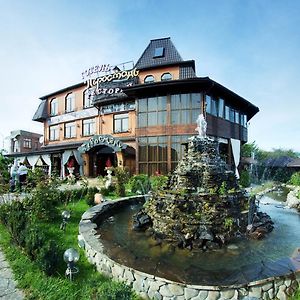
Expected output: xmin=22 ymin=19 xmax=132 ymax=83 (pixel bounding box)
xmin=78 ymin=196 xmax=300 ymax=300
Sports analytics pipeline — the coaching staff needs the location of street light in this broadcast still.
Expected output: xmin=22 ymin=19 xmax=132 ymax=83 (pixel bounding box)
xmin=60 ymin=210 xmax=71 ymax=231
xmin=63 ymin=248 xmax=80 ymax=281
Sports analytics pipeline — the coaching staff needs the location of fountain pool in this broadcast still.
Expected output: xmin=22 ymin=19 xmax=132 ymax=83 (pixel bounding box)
xmin=96 ymin=188 xmax=300 ymax=285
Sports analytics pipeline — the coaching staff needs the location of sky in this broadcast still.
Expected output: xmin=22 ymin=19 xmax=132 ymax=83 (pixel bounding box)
xmin=0 ymin=0 xmax=299 ymax=152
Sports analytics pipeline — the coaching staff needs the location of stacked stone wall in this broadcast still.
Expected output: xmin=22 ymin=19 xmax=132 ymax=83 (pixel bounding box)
xmin=78 ymin=197 xmax=300 ymax=300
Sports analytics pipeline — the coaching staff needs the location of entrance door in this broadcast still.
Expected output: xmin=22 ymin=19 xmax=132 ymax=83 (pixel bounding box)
xmin=89 ymin=146 xmax=117 ymax=177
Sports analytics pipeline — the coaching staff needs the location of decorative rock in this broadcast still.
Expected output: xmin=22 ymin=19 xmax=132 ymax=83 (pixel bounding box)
xmin=191 ymin=290 xmax=208 ymax=300
xmin=220 ymin=289 xmax=235 ymax=299
xmin=184 ymin=287 xmax=199 ymax=299
xmin=111 ymin=264 xmax=124 ymax=278
xmin=206 ymin=291 xmax=220 ymax=300
xmin=248 ymin=285 xmax=262 ymax=298
xmin=168 ymin=284 xmax=184 ymax=296
xmin=160 ymin=285 xmax=173 ymax=297
xmin=261 ymin=282 xmax=273 ymax=291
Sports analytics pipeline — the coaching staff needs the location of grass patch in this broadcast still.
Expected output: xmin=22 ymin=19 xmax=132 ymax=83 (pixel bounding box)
xmin=0 ymin=199 xmax=141 ymax=300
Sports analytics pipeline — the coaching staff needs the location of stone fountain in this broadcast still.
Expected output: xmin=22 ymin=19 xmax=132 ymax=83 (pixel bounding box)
xmin=133 ymin=114 xmax=273 ymax=250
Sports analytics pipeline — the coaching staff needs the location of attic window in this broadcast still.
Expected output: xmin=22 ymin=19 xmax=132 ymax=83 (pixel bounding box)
xmin=153 ymin=47 xmax=165 ymax=58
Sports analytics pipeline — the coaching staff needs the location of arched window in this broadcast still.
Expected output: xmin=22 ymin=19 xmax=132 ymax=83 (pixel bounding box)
xmin=65 ymin=93 xmax=75 ymax=113
xmin=144 ymin=75 xmax=155 ymax=84
xmin=50 ymin=98 xmax=58 ymax=116
xmin=84 ymin=89 xmax=94 ymax=108
xmin=161 ymin=72 xmax=172 ymax=81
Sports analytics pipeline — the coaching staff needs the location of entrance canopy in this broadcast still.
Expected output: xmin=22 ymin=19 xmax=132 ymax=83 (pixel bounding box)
xmin=78 ymin=135 xmax=127 ymax=153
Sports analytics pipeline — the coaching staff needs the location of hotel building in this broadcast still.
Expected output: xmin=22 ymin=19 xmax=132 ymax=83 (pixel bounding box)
xmin=9 ymin=38 xmax=259 ymax=177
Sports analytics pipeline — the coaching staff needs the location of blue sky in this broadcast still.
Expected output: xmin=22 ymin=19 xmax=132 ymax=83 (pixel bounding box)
xmin=0 ymin=0 xmax=299 ymax=151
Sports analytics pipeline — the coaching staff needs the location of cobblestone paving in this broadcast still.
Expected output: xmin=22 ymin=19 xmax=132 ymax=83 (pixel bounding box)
xmin=0 ymin=250 xmax=24 ymax=299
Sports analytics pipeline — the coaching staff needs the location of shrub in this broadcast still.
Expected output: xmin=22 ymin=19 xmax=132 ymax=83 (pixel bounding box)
xmin=36 ymin=240 xmax=61 ymax=276
xmin=113 ymin=167 xmax=129 ymax=197
xmin=239 ymin=169 xmax=251 ymax=188
xmin=25 ymin=182 xmax=60 ymax=221
xmin=289 ymin=172 xmax=300 ymax=186
xmin=24 ymin=224 xmax=46 ymax=259
xmin=96 ymin=281 xmax=134 ymax=300
xmin=26 ymin=168 xmax=47 ymax=189
xmin=128 ymin=174 xmax=151 ymax=194
xmin=85 ymin=187 xmax=99 ymax=206
xmin=150 ymin=175 xmax=168 ymax=192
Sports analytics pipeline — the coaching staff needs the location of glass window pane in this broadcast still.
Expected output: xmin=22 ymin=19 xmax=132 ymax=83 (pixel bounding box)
xmin=139 ymin=98 xmax=147 ymax=112
xmin=218 ymin=99 xmax=224 ymax=118
xmin=191 ymin=93 xmax=201 ymax=108
xmin=211 ymin=99 xmax=218 ymax=116
xmin=181 ymin=110 xmax=190 ymax=124
xmin=171 ymin=94 xmax=181 ymax=110
xmin=157 ymin=96 xmax=167 ymax=111
xmin=181 ymin=94 xmax=190 ymax=109
xmin=229 ymin=108 xmax=235 ymax=122
xmin=148 ymin=137 xmax=157 ymax=143
xmin=139 ymin=145 xmax=147 ymax=161
xmin=206 ymin=95 xmax=211 ymax=114
xmin=148 ymin=112 xmax=157 ymax=126
xmin=148 ymin=97 xmax=157 ymax=111
xmin=138 ymin=113 xmax=147 ymax=127
xmin=225 ymin=106 xmax=230 ymax=120
xmin=235 ymin=111 xmax=240 ymax=124
xmin=157 ymin=111 xmax=166 ymax=125
xmin=171 ymin=111 xmax=180 ymax=124
xmin=148 ymin=145 xmax=157 ymax=161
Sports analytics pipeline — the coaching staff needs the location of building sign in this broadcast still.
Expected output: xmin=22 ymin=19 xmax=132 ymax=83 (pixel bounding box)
xmin=85 ymin=68 xmax=139 ymax=91
xmin=48 ymin=107 xmax=98 ymax=125
xmin=78 ymin=135 xmax=127 ymax=153
xmin=82 ymin=64 xmax=112 ymax=81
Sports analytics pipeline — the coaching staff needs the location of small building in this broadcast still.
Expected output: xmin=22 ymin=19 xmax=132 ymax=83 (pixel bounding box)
xmin=10 ymin=37 xmax=259 ymax=177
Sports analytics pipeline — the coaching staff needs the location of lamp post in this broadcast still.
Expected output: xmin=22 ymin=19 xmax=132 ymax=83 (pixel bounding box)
xmin=60 ymin=210 xmax=71 ymax=231
xmin=63 ymin=248 xmax=80 ymax=281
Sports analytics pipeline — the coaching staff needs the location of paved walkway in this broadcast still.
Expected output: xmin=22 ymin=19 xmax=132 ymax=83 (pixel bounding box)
xmin=0 ymin=250 xmax=24 ymax=299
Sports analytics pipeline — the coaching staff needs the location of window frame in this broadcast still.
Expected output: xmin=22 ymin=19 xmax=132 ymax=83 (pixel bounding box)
xmin=50 ymin=98 xmax=58 ymax=116
xmin=82 ymin=118 xmax=96 ymax=136
xmin=144 ymin=75 xmax=155 ymax=84
xmin=83 ymin=89 xmax=94 ymax=109
xmin=23 ymin=138 xmax=32 ymax=149
xmin=64 ymin=121 xmax=76 ymax=139
xmin=161 ymin=72 xmax=172 ymax=81
xmin=65 ymin=93 xmax=75 ymax=113
xmin=113 ymin=113 xmax=129 ymax=133
xmin=49 ymin=125 xmax=59 ymax=141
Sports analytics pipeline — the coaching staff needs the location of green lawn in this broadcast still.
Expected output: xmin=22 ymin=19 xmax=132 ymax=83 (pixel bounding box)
xmin=0 ymin=199 xmax=141 ymax=300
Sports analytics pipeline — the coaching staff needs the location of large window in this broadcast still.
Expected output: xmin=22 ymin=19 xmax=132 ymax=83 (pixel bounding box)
xmin=50 ymin=98 xmax=58 ymax=116
xmin=83 ymin=89 xmax=94 ymax=108
xmin=206 ymin=95 xmax=218 ymax=116
xmin=83 ymin=118 xmax=95 ymax=136
xmin=114 ymin=114 xmax=129 ymax=133
xmin=23 ymin=138 xmax=32 ymax=149
xmin=64 ymin=122 xmax=76 ymax=138
xmin=65 ymin=93 xmax=75 ymax=113
xmin=138 ymin=136 xmax=167 ymax=175
xmin=49 ymin=125 xmax=59 ymax=141
xmin=171 ymin=93 xmax=201 ymax=124
xmin=138 ymin=96 xmax=167 ymax=127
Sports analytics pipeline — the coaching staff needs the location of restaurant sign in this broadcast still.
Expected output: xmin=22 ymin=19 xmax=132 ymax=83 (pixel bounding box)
xmin=78 ymin=135 xmax=127 ymax=153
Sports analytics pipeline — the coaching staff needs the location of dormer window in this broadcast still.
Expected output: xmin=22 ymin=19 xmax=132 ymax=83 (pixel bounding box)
xmin=144 ymin=75 xmax=155 ymax=84
xmin=153 ymin=47 xmax=164 ymax=58
xmin=161 ymin=72 xmax=172 ymax=81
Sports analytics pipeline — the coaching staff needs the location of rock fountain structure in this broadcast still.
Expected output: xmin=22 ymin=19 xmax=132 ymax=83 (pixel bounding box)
xmin=134 ymin=114 xmax=273 ymax=250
